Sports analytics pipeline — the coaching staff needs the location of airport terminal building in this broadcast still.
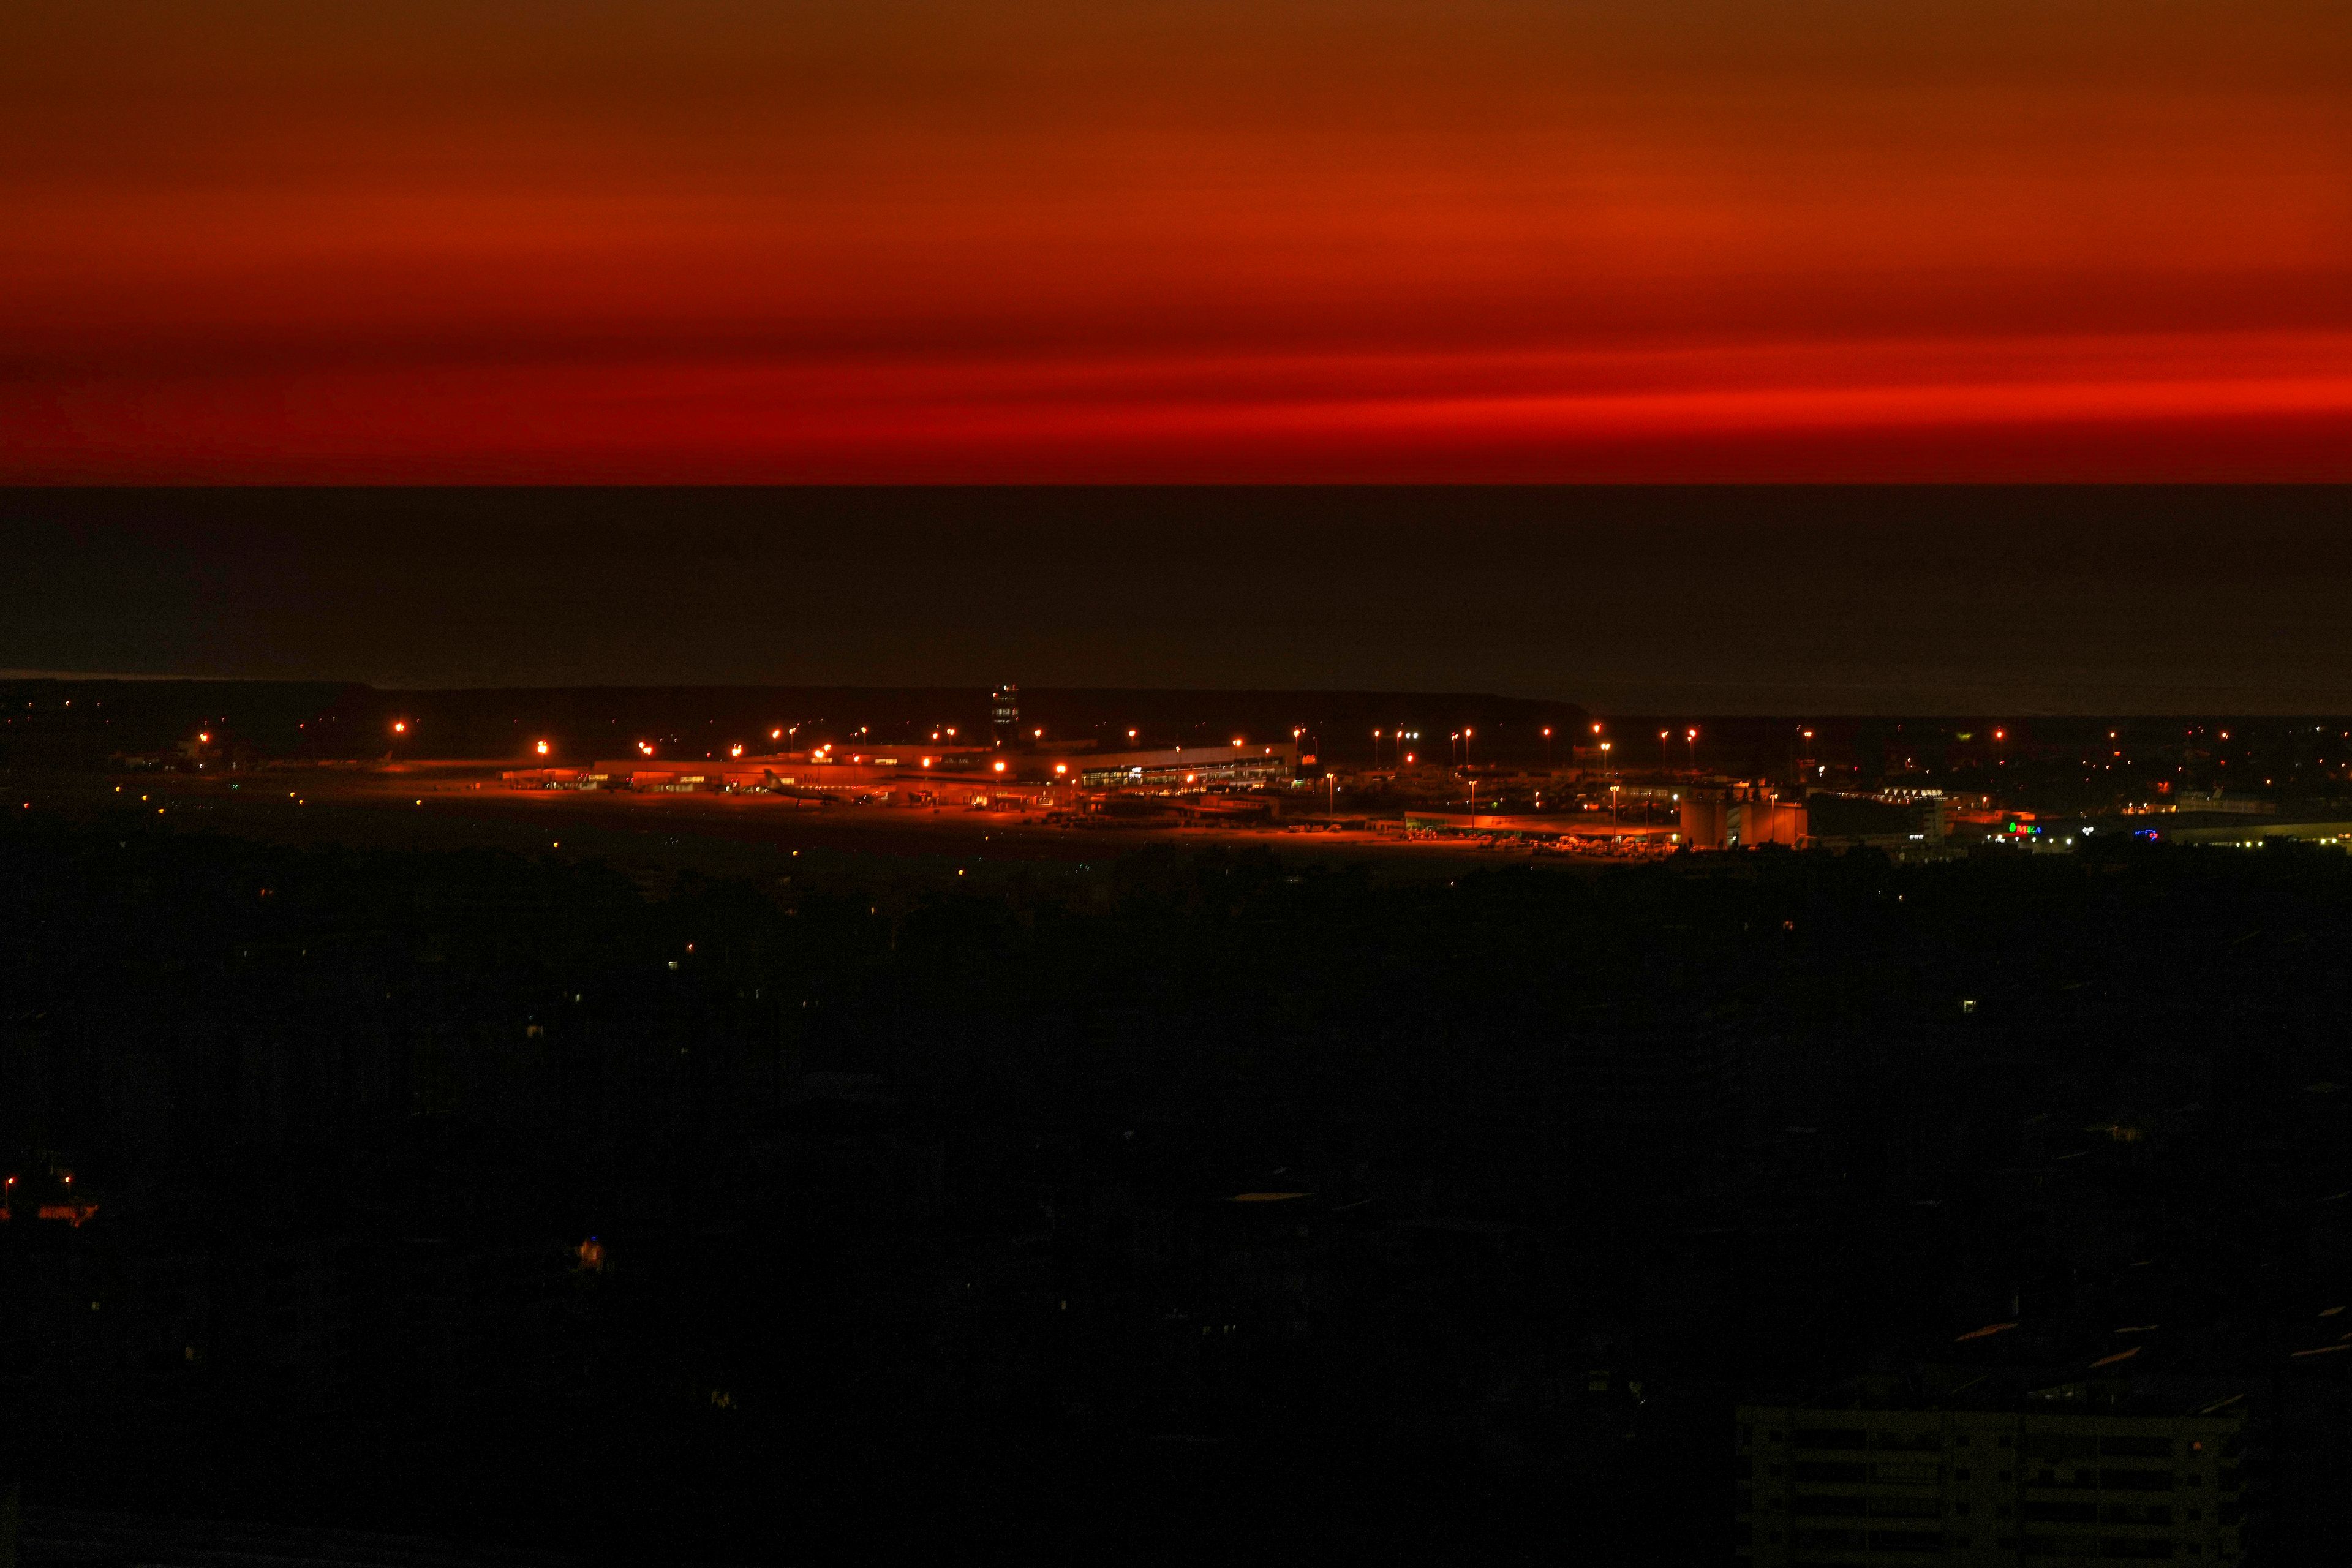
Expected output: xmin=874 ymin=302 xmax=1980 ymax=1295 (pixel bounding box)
xmin=500 ymin=739 xmax=1302 ymax=796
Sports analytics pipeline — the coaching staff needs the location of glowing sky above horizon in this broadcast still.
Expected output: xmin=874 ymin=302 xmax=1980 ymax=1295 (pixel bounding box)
xmin=5 ymin=1 xmax=2350 ymax=481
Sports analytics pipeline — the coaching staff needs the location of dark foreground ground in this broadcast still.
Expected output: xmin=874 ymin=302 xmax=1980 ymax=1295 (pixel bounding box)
xmin=5 ymin=785 xmax=2352 ymax=1562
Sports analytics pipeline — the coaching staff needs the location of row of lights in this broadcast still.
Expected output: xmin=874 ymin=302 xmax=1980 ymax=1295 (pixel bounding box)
xmin=372 ymin=722 xmax=2076 ymax=755
xmin=371 ymin=716 xmax=1746 ymax=769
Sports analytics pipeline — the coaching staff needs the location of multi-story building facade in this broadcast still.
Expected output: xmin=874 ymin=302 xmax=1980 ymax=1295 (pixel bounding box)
xmin=1738 ymin=1384 xmax=2249 ymax=1564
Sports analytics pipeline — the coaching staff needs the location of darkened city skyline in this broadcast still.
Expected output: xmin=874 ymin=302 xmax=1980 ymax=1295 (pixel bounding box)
xmin=9 ymin=7 xmax=2352 ymax=1565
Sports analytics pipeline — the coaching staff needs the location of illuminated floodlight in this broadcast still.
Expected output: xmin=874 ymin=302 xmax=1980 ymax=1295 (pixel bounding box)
xmin=1054 ymin=763 xmax=1068 ymax=776
xmin=535 ymin=740 xmax=550 ymax=756
xmin=1591 ymin=723 xmax=1602 ymax=734
xmin=771 ymin=728 xmax=783 ymax=740
xmin=197 ymin=732 xmax=211 ymax=744
xmin=993 ymin=761 xmax=1006 ymax=774
xmin=638 ymin=741 xmax=654 ymax=756
xmin=391 ymin=721 xmax=407 ymax=734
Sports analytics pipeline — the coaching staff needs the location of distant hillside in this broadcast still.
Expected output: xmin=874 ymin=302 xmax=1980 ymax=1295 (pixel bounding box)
xmin=0 ymin=679 xmax=363 ymax=766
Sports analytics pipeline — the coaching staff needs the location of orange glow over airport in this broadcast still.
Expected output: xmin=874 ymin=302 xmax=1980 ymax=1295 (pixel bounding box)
xmin=3 ymin=1 xmax=2348 ymax=481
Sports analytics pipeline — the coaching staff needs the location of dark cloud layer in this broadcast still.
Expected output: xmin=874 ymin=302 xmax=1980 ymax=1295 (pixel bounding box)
xmin=7 ymin=487 xmax=2350 ymax=712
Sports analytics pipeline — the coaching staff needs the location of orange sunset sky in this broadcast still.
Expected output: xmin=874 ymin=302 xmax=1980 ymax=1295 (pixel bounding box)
xmin=4 ymin=1 xmax=2349 ymax=481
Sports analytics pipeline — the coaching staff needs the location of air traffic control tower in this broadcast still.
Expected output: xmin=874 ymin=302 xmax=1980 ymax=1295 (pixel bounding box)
xmin=990 ymin=684 xmax=1020 ymax=748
